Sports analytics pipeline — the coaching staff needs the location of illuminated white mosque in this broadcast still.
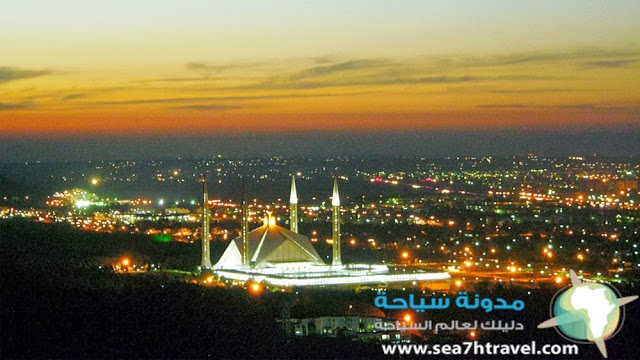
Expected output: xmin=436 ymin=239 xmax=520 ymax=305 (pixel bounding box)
xmin=200 ymin=177 xmax=450 ymax=287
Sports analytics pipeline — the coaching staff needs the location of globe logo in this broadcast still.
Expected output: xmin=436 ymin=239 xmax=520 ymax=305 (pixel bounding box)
xmin=538 ymin=270 xmax=637 ymax=358
xmin=554 ymin=283 xmax=620 ymax=341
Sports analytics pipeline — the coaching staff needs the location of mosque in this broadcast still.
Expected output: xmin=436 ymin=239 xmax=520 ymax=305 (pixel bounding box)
xmin=200 ymin=177 xmax=450 ymax=287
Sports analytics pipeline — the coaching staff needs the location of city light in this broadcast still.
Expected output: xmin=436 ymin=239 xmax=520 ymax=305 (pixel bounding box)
xmin=121 ymin=258 xmax=130 ymax=266
xmin=249 ymin=283 xmax=262 ymax=295
xmin=75 ymin=200 xmax=91 ymax=208
xmin=403 ymin=313 xmax=412 ymax=323
xmin=3 ymin=159 xmax=637 ymax=296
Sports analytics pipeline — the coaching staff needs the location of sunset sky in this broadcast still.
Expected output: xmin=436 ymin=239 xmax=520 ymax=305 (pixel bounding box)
xmin=1 ymin=1 xmax=639 ymax=158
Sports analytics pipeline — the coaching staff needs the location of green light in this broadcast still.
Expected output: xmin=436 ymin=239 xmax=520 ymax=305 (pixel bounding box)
xmin=152 ymin=234 xmax=173 ymax=243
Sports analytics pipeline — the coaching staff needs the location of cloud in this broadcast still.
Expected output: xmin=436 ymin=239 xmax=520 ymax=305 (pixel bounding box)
xmin=135 ymin=77 xmax=224 ymax=83
xmin=478 ymin=103 xmax=594 ymax=110
xmin=0 ymin=67 xmax=52 ymax=84
xmin=173 ymin=104 xmax=242 ymax=111
xmin=98 ymin=97 xmax=214 ymax=106
xmin=7 ymin=49 xmax=632 ymax=112
xmin=252 ymin=74 xmax=556 ymax=91
xmin=185 ymin=61 xmax=274 ymax=76
xmin=429 ymin=48 xmax=640 ymax=70
xmin=288 ymin=59 xmax=393 ymax=80
xmin=61 ymin=93 xmax=87 ymax=101
xmin=585 ymin=59 xmax=637 ymax=68
xmin=477 ymin=104 xmax=530 ymax=109
xmin=184 ymin=62 xmax=238 ymax=78
xmin=0 ymin=102 xmax=33 ymax=110
xmin=477 ymin=103 xmax=640 ymax=111
xmin=185 ymin=62 xmax=213 ymax=72
xmin=448 ymin=87 xmax=579 ymax=94
xmin=277 ymin=76 xmax=479 ymax=90
xmin=93 ymin=91 xmax=373 ymax=106
xmin=555 ymin=104 xmax=595 ymax=110
xmin=175 ymin=49 xmax=636 ymax=93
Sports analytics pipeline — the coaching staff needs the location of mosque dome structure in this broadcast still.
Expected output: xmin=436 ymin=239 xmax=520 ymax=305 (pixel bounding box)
xmin=202 ymin=176 xmax=450 ymax=287
xmin=214 ymin=217 xmax=324 ymax=270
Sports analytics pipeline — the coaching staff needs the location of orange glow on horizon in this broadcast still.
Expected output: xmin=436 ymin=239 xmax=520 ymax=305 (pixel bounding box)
xmin=2 ymin=109 xmax=637 ymax=136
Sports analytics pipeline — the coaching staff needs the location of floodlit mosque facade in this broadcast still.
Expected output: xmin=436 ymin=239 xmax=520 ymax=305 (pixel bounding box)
xmin=200 ymin=177 xmax=450 ymax=287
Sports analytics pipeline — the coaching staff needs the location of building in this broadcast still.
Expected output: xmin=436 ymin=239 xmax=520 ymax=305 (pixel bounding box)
xmin=214 ymin=218 xmax=325 ymax=270
xmin=281 ymin=303 xmax=410 ymax=342
xmin=209 ymin=176 xmax=450 ymax=286
xmin=201 ymin=179 xmax=212 ymax=269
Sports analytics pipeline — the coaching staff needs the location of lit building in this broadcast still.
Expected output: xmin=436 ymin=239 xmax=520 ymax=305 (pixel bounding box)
xmin=289 ymin=176 xmax=298 ymax=234
xmin=200 ymin=179 xmax=212 ymax=269
xmin=210 ymin=177 xmax=450 ymax=286
xmin=284 ymin=304 xmax=403 ymax=340
xmin=331 ymin=177 xmax=342 ymax=266
xmin=214 ymin=214 xmax=325 ymax=270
